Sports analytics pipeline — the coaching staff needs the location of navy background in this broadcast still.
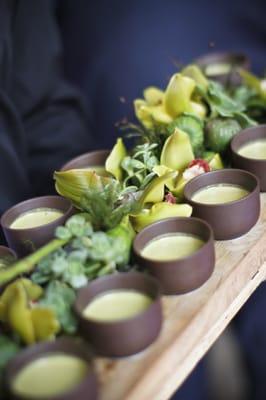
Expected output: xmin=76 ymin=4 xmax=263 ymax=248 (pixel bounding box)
xmin=58 ymin=0 xmax=266 ymax=150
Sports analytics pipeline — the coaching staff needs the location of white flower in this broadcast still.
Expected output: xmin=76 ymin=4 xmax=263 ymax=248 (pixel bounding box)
xmin=183 ymin=165 xmax=205 ymax=181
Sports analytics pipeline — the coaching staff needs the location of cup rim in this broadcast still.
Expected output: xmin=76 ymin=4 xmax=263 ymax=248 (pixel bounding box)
xmin=74 ymin=271 xmax=161 ymax=326
xmin=183 ymin=169 xmax=259 ymax=208
xmin=133 ymin=216 xmax=214 ymax=266
xmin=5 ymin=337 xmax=97 ymax=400
xmin=230 ymin=125 xmax=266 ymax=164
xmin=60 ymin=149 xmax=110 ymax=171
xmin=0 ymin=245 xmax=17 ymax=259
xmin=0 ymin=195 xmax=73 ymax=233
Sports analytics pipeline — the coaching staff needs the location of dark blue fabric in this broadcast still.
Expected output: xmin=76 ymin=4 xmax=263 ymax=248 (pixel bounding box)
xmin=58 ymin=0 xmax=266 ymax=150
xmin=0 ymin=0 xmax=93 ymax=217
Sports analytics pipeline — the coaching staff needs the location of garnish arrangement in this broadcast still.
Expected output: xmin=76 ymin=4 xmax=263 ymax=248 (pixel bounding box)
xmin=0 ymin=61 xmax=265 ymax=392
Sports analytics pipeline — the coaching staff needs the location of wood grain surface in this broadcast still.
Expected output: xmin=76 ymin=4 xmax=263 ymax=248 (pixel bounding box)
xmin=96 ymin=194 xmax=266 ymax=400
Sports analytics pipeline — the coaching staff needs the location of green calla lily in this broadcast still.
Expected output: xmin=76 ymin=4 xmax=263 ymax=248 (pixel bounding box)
xmin=164 ymin=73 xmax=196 ymax=117
xmin=54 ymin=169 xmax=112 ymax=208
xmin=143 ymin=86 xmax=164 ymax=106
xmin=134 ymin=99 xmax=172 ymax=127
xmin=160 ymin=128 xmax=194 ymax=171
xmin=152 ymin=165 xmax=179 ymax=193
xmin=139 ymin=171 xmax=177 ymax=205
xmin=130 ymin=202 xmax=192 ymax=232
xmin=182 ymin=65 xmax=209 ymax=91
xmin=209 ymin=153 xmax=224 ymax=170
xmin=239 ymin=69 xmax=266 ymax=99
xmin=190 ymin=101 xmax=207 ymax=119
xmin=105 ymin=138 xmax=127 ymax=181
xmin=134 ymin=99 xmax=153 ymax=129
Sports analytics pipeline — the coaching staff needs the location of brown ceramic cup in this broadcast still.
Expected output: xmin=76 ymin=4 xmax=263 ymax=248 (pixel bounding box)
xmin=60 ymin=149 xmax=110 ymax=172
xmin=133 ymin=217 xmax=215 ymax=295
xmin=195 ymin=51 xmax=250 ymax=86
xmin=4 ymin=337 xmax=98 ymax=400
xmin=184 ymin=169 xmax=260 ymax=240
xmin=231 ymin=125 xmax=266 ymax=192
xmin=1 ymin=196 xmax=73 ymax=257
xmin=74 ymin=272 xmax=162 ymax=357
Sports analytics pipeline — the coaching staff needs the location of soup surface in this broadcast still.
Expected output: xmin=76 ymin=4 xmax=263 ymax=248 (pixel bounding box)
xmin=83 ymin=290 xmax=153 ymax=322
xmin=10 ymin=208 xmax=63 ymax=229
xmin=12 ymin=353 xmax=88 ymax=398
xmin=141 ymin=233 xmax=204 ymax=261
xmin=192 ymin=184 xmax=249 ymax=204
xmin=238 ymin=139 xmax=266 ymax=160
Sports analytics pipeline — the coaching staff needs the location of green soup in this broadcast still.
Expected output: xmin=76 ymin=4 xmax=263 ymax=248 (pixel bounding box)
xmin=238 ymin=139 xmax=266 ymax=160
xmin=10 ymin=208 xmax=63 ymax=229
xmin=141 ymin=233 xmax=204 ymax=261
xmin=192 ymin=184 xmax=249 ymax=204
xmin=205 ymin=63 xmax=231 ymax=76
xmin=83 ymin=290 xmax=153 ymax=322
xmin=12 ymin=354 xmax=88 ymax=398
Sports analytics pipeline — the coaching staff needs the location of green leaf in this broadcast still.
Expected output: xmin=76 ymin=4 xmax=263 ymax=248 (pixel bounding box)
xmin=39 ymin=281 xmax=77 ymax=334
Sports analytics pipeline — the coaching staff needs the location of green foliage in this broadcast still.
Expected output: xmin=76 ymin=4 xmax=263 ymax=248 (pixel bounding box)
xmin=204 ymin=81 xmax=245 ymax=117
xmin=39 ymin=281 xmax=77 ymax=335
xmin=31 ymin=213 xmax=135 ymax=289
xmin=167 ymin=113 xmax=204 ymax=156
xmin=121 ymin=142 xmax=159 ymax=189
xmin=80 ymin=180 xmax=140 ymax=230
xmin=205 ymin=118 xmax=242 ymax=153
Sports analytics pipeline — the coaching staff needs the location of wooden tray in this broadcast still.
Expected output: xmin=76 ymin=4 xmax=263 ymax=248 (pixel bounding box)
xmin=96 ymin=194 xmax=266 ymax=400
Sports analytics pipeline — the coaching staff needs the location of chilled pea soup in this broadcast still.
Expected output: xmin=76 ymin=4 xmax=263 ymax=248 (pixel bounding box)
xmin=83 ymin=289 xmax=153 ymax=322
xmin=192 ymin=184 xmax=249 ymax=205
xmin=10 ymin=208 xmax=64 ymax=229
xmin=141 ymin=233 xmax=205 ymax=262
xmin=12 ymin=353 xmax=89 ymax=398
xmin=238 ymin=139 xmax=266 ymax=160
xmin=205 ymin=62 xmax=232 ymax=77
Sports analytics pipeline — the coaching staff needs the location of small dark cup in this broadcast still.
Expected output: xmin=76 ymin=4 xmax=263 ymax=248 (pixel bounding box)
xmin=0 ymin=246 xmax=17 ymax=262
xmin=231 ymin=125 xmax=266 ymax=192
xmin=184 ymin=169 xmax=260 ymax=240
xmin=195 ymin=51 xmax=250 ymax=86
xmin=74 ymin=272 xmax=162 ymax=357
xmin=5 ymin=337 xmax=98 ymax=400
xmin=60 ymin=149 xmax=110 ymax=172
xmin=133 ymin=217 xmax=215 ymax=295
xmin=1 ymin=196 xmax=73 ymax=257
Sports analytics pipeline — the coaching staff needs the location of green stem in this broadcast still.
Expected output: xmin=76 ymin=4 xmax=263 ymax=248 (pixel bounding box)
xmin=0 ymin=238 xmax=68 ymax=286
